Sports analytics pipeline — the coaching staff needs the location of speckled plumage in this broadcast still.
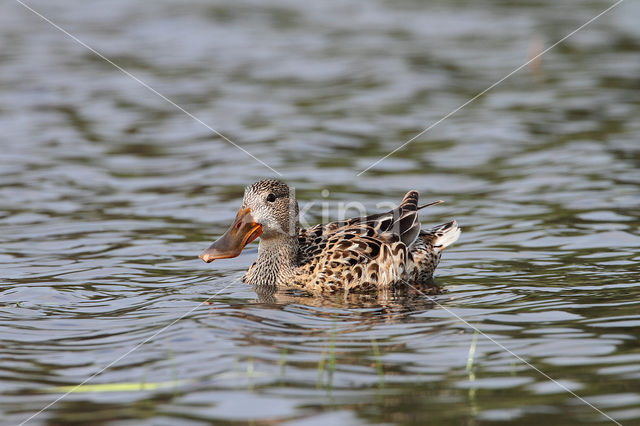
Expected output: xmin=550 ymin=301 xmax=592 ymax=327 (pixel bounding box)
xmin=204 ymin=180 xmax=460 ymax=293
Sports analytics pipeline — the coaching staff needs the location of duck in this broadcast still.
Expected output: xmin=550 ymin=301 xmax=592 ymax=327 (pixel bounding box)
xmin=199 ymin=179 xmax=460 ymax=293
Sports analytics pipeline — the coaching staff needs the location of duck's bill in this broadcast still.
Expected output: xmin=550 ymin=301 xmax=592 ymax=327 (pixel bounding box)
xmin=199 ymin=208 xmax=263 ymax=263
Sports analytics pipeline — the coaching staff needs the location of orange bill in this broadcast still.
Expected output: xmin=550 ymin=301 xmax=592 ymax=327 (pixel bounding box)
xmin=199 ymin=208 xmax=262 ymax=263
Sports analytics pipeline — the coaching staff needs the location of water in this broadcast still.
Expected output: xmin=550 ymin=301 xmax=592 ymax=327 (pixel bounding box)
xmin=1 ymin=0 xmax=639 ymax=424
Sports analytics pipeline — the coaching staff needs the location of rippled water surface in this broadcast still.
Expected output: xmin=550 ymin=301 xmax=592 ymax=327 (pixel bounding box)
xmin=2 ymin=0 xmax=640 ymax=424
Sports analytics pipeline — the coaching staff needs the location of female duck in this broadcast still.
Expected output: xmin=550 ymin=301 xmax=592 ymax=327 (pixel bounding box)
xmin=199 ymin=179 xmax=460 ymax=293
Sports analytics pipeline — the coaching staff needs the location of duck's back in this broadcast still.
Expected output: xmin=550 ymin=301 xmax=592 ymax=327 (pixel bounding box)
xmin=295 ymin=220 xmax=407 ymax=292
xmin=291 ymin=191 xmax=459 ymax=293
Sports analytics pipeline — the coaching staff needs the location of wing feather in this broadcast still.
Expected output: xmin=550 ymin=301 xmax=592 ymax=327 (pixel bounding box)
xmin=295 ymin=191 xmax=445 ymax=291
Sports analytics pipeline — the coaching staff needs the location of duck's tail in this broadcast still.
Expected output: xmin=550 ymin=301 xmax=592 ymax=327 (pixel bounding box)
xmin=426 ymin=220 xmax=461 ymax=251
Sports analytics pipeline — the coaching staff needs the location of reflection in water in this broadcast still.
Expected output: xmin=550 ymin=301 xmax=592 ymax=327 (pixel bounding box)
xmin=252 ymin=281 xmax=441 ymax=312
xmin=1 ymin=0 xmax=640 ymax=424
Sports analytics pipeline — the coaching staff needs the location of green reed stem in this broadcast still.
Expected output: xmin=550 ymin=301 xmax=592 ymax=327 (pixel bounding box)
xmin=370 ymin=338 xmax=384 ymax=389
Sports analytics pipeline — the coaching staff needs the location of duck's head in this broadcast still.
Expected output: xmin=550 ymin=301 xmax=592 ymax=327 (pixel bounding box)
xmin=199 ymin=179 xmax=299 ymax=263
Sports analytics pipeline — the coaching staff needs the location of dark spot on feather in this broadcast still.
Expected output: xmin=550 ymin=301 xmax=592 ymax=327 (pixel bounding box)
xmin=379 ymin=218 xmax=392 ymax=230
xmin=337 ymin=242 xmax=351 ymax=250
xmin=366 ymin=241 xmax=381 ymax=257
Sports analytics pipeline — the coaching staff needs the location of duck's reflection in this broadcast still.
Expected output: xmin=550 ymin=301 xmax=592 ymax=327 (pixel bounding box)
xmin=251 ymin=280 xmax=444 ymax=318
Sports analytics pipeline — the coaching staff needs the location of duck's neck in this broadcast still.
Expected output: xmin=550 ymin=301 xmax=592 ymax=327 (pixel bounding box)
xmin=245 ymin=234 xmax=299 ymax=286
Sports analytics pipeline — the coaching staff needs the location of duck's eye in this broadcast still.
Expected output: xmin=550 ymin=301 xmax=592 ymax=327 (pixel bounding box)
xmin=266 ymin=193 xmax=276 ymax=203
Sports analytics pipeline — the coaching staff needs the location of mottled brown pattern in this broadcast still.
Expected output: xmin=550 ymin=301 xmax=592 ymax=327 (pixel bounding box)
xmin=205 ymin=180 xmax=460 ymax=293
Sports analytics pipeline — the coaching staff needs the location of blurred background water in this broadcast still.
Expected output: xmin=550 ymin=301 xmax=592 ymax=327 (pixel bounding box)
xmin=1 ymin=0 xmax=639 ymax=424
